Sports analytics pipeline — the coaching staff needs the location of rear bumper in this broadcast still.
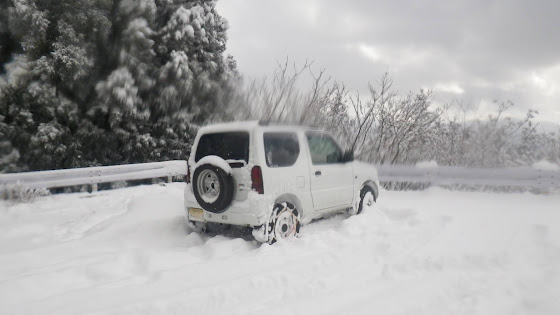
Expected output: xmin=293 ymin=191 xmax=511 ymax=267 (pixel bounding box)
xmin=184 ymin=184 xmax=270 ymax=227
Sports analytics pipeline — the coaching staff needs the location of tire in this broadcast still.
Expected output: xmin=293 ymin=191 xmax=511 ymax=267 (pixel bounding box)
xmin=266 ymin=202 xmax=301 ymax=244
xmin=357 ymin=186 xmax=376 ymax=215
xmin=192 ymin=163 xmax=234 ymax=213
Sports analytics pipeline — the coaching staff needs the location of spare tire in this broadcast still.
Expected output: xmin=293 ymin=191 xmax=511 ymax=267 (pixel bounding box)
xmin=192 ymin=163 xmax=235 ymax=213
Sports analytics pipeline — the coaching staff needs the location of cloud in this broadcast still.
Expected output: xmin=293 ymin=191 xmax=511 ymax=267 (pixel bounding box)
xmin=433 ymin=83 xmax=465 ymax=95
xmin=217 ymin=0 xmax=560 ymax=123
xmin=357 ymin=44 xmax=382 ymax=63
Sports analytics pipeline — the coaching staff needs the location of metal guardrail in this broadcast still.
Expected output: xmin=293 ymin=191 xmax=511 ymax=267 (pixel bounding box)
xmin=0 ymin=160 xmax=187 ymax=193
xmin=376 ymin=164 xmax=560 ymax=188
xmin=2 ymin=161 xmax=558 ymax=195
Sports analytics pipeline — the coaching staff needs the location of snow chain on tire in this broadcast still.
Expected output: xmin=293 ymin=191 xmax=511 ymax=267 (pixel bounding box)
xmin=267 ymin=202 xmax=301 ymax=244
xmin=357 ymin=186 xmax=376 ymax=215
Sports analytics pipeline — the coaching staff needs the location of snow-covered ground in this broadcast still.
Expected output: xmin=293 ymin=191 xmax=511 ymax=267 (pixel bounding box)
xmin=1 ymin=183 xmax=559 ymax=314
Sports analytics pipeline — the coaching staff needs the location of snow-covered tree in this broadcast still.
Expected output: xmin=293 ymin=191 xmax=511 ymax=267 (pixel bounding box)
xmin=357 ymin=86 xmax=444 ymax=165
xmin=95 ymin=67 xmax=145 ymax=130
xmin=51 ymin=21 xmax=94 ymax=94
xmin=0 ymin=139 xmax=20 ymax=173
xmin=0 ymin=0 xmax=235 ymax=171
xmin=27 ymin=122 xmax=70 ymax=170
xmin=155 ymin=1 xmax=231 ymax=122
xmin=7 ymin=0 xmax=49 ymax=57
xmin=155 ymin=50 xmax=194 ymax=119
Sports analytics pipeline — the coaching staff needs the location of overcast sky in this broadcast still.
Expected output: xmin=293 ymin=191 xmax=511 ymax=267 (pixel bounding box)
xmin=217 ymin=0 xmax=560 ymax=124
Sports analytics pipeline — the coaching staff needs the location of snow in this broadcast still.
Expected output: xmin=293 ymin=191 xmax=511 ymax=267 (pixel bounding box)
xmin=173 ymin=7 xmax=191 ymax=24
xmin=96 ymin=67 xmax=140 ymax=110
xmin=195 ymin=121 xmax=316 ymax=135
xmin=1 ymin=184 xmax=559 ymax=314
xmin=185 ymin=24 xmax=195 ymax=38
xmin=194 ymin=155 xmax=233 ymax=174
xmin=197 ymin=120 xmax=260 ymax=133
xmin=532 ymin=160 xmax=560 ymax=171
xmin=416 ymin=160 xmax=438 ymax=168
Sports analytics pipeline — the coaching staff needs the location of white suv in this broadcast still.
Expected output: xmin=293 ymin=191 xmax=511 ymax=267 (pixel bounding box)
xmin=184 ymin=121 xmax=379 ymax=243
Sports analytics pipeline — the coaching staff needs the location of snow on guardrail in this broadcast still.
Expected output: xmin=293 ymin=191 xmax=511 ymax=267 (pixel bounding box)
xmin=0 ymin=160 xmax=187 ymax=193
xmin=376 ymin=162 xmax=560 ymax=188
xmin=2 ymin=160 xmax=559 ymax=194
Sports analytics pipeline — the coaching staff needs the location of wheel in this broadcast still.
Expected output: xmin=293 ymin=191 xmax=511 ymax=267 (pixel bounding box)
xmin=357 ymin=186 xmax=376 ymax=215
xmin=192 ymin=163 xmax=234 ymax=213
xmin=266 ymin=202 xmax=301 ymax=244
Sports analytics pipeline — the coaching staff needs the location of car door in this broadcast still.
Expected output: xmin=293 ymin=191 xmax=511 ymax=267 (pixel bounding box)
xmin=306 ymin=131 xmax=354 ymax=211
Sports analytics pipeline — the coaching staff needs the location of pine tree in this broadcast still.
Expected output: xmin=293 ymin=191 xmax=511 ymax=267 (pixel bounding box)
xmin=0 ymin=0 xmax=237 ymax=172
xmin=155 ymin=1 xmax=231 ymax=122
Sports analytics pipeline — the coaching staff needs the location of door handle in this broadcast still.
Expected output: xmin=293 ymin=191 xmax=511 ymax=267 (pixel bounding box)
xmin=315 ymin=171 xmax=322 ymax=176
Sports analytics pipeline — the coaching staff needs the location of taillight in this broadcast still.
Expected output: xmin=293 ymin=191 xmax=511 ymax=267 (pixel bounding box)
xmin=251 ymin=166 xmax=264 ymax=194
xmin=186 ymin=164 xmax=191 ymax=184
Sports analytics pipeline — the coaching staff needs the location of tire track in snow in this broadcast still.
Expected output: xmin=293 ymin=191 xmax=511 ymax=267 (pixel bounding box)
xmin=2 ymin=185 xmax=560 ymax=314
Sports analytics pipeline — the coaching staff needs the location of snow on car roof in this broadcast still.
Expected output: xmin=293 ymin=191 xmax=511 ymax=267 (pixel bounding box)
xmin=198 ymin=120 xmax=260 ymax=133
xmin=198 ymin=120 xmax=319 ymax=133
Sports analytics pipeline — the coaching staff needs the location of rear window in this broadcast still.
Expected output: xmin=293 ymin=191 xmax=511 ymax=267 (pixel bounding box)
xmin=195 ymin=132 xmax=250 ymax=164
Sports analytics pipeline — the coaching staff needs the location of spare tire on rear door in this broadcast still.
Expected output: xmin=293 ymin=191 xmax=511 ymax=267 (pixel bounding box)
xmin=192 ymin=156 xmax=235 ymax=213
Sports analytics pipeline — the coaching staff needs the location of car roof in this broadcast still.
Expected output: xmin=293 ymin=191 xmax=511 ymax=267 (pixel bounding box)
xmin=198 ymin=120 xmax=321 ymax=134
xmin=198 ymin=120 xmax=260 ymax=133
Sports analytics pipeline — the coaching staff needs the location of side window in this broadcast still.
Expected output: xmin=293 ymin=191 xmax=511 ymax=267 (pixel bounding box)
xmin=306 ymin=132 xmax=342 ymax=164
xmin=264 ymin=132 xmax=300 ymax=167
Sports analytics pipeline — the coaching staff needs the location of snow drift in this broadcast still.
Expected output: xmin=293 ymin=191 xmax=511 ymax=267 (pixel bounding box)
xmin=0 ymin=183 xmax=559 ymax=314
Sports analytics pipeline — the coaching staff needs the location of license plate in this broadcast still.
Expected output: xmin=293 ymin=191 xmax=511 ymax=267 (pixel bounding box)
xmin=189 ymin=207 xmax=204 ymax=220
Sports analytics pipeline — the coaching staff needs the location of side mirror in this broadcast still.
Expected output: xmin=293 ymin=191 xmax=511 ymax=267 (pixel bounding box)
xmin=342 ymin=149 xmax=354 ymax=162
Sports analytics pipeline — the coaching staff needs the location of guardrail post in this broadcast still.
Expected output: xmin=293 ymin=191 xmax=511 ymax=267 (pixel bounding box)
xmin=167 ymin=175 xmax=172 ymax=183
xmin=91 ymin=183 xmax=98 ymax=193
